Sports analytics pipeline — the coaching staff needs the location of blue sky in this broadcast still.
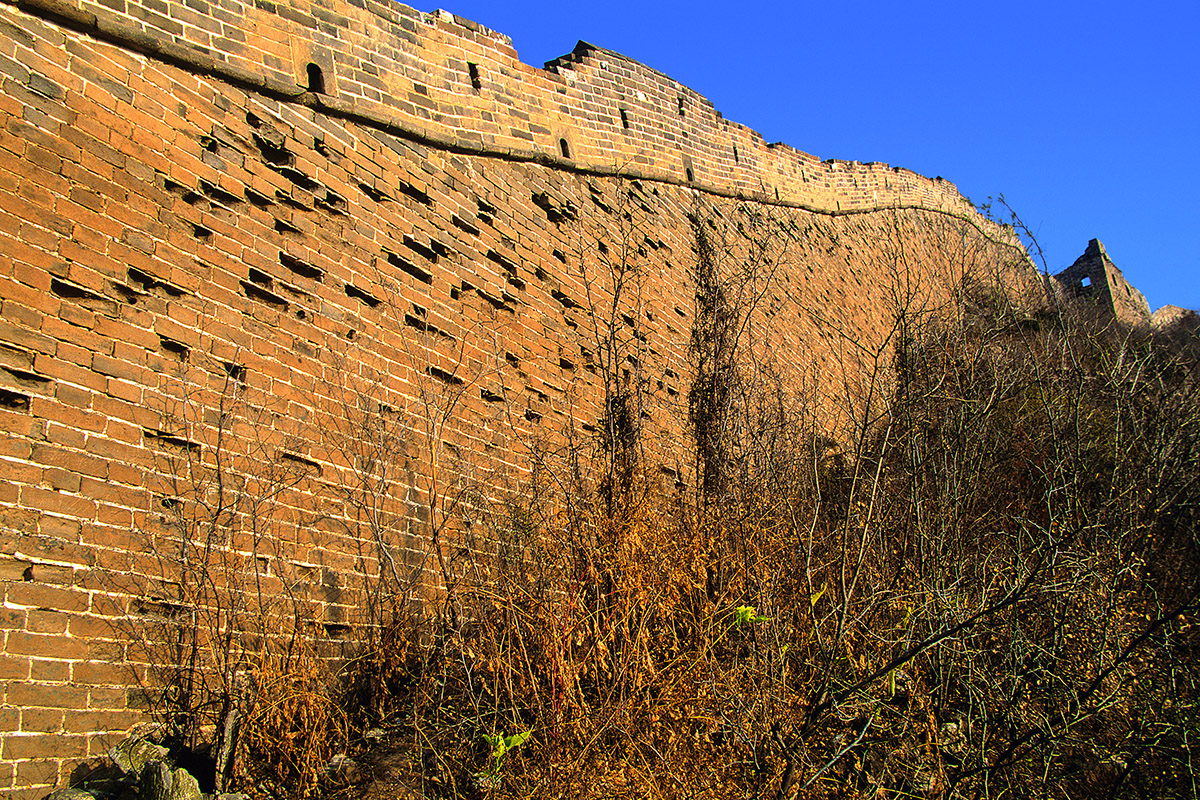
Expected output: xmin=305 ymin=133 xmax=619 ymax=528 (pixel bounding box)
xmin=429 ymin=1 xmax=1198 ymax=312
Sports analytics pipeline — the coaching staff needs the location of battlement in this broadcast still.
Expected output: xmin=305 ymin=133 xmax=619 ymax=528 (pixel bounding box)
xmin=1053 ymin=239 xmax=1152 ymax=327
xmin=6 ymin=0 xmax=975 ymax=215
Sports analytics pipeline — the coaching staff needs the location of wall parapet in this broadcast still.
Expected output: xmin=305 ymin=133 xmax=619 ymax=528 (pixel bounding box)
xmin=3 ymin=0 xmax=985 ymax=220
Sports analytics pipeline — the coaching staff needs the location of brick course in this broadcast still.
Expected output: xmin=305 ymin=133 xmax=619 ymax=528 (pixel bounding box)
xmin=0 ymin=0 xmax=1041 ymax=790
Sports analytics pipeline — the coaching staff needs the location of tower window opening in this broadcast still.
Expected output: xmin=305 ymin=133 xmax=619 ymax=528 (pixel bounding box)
xmin=559 ymin=138 xmax=571 ymax=159
xmin=620 ymin=108 xmax=629 ymax=129
xmin=306 ymin=63 xmax=326 ymax=94
xmin=1081 ymin=275 xmax=1092 ymax=289
xmin=468 ymin=62 xmax=482 ymax=91
xmin=686 ymin=166 xmax=694 ymax=182
xmin=677 ymin=95 xmax=685 ymax=116
xmin=733 ymin=145 xmax=739 ymax=163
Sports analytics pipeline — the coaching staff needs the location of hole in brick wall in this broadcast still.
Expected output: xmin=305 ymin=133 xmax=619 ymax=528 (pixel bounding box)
xmin=314 ymin=138 xmax=333 ymax=158
xmin=278 ymin=167 xmax=320 ymax=191
xmin=191 ymin=224 xmax=212 ymax=239
xmin=358 ymin=183 xmax=390 ymax=203
xmin=280 ymin=451 xmax=322 ymax=474
xmin=306 ymin=63 xmax=326 ymax=94
xmin=477 ymin=199 xmax=497 ymax=215
xmin=531 ymin=192 xmax=578 ymax=224
xmin=107 ymin=281 xmax=139 ymax=304
xmin=534 ymin=266 xmax=548 ymax=281
xmin=128 ymin=268 xmax=185 ymax=297
xmin=50 ymin=278 xmax=104 ymax=303
xmin=551 ymin=289 xmax=578 ymax=309
xmin=686 ymin=166 xmax=694 ymax=182
xmin=158 ymin=336 xmax=189 ymax=361
xmin=431 ymin=241 xmax=452 ymax=259
xmin=427 ymin=365 xmax=463 ymax=385
xmin=324 ymin=622 xmax=351 ymax=638
xmin=0 ymin=388 xmax=30 ymax=411
xmin=316 ymin=190 xmax=347 ymax=215
xmin=274 ymin=218 xmax=301 ymax=235
xmin=403 ymin=236 xmax=439 ymax=263
xmin=222 ymin=362 xmax=246 ymax=384
xmin=241 ymin=281 xmax=289 ymax=311
xmin=480 ymin=387 xmax=503 ymax=403
xmin=620 ymin=108 xmax=629 ymax=129
xmin=553 ymin=249 xmax=566 ymax=263
xmin=559 ymin=138 xmax=571 ymax=159
xmin=559 ymin=357 xmax=574 ymax=371
xmin=775 ymin=187 xmax=779 ymax=200
xmin=245 ymin=188 xmax=275 ymax=207
xmin=450 ymin=286 xmax=460 ymax=300
xmin=247 ymin=112 xmax=262 ymax=128
xmin=678 ymin=95 xmax=685 ymax=116
xmin=386 ymin=252 xmax=433 ymax=285
xmin=200 ymin=136 xmax=219 ymax=153
xmin=452 ymin=215 xmax=480 ymax=236
xmin=468 ymin=62 xmax=482 ymax=91
xmin=248 ymin=268 xmax=273 ymax=288
xmin=505 ymin=352 xmax=520 ymax=368
xmin=476 ymin=288 xmax=513 ymax=313
xmin=590 ymin=191 xmax=613 ymax=214
xmin=199 ymin=180 xmax=242 ymax=206
xmin=404 ymin=314 xmax=452 ymax=340
xmin=280 ymin=252 xmax=323 ymax=282
xmin=275 ymin=190 xmax=310 ymax=211
xmin=144 ymin=429 xmax=200 ymax=452
xmin=524 ymin=408 xmax=542 ymax=422
xmin=345 ymin=283 xmax=380 ymax=308
xmin=163 ymin=178 xmax=203 ymax=205
xmin=598 ymin=241 xmax=608 ymax=255
xmin=397 ymin=180 xmax=432 ymax=206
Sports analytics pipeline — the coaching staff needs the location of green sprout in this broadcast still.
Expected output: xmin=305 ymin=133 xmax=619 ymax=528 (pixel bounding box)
xmin=476 ymin=729 xmax=532 ymax=790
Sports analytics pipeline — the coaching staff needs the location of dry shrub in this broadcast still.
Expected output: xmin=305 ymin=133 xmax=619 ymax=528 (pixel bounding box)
xmin=345 ymin=297 xmax=1200 ymax=800
xmin=236 ymin=640 xmax=348 ymax=796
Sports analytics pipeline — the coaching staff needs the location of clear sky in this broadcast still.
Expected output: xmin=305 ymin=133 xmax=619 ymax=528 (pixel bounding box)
xmin=425 ymin=0 xmax=1198 ymax=313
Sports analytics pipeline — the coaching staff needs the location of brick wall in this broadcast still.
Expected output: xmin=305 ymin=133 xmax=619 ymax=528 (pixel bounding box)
xmin=0 ymin=0 xmax=1037 ymax=791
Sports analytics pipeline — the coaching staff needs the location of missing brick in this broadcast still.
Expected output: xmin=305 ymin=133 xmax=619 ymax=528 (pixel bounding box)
xmin=198 ymin=180 xmax=242 ymax=206
xmin=344 ymin=283 xmax=380 ymax=308
xmin=280 ymin=450 xmax=322 ymax=473
xmin=386 ymin=252 xmax=432 ymax=285
xmin=127 ymin=268 xmax=185 ymax=298
xmin=358 ymin=183 xmax=390 ymax=202
xmin=245 ymin=187 xmax=275 ymax=207
xmin=222 ymin=362 xmax=246 ymax=384
xmin=279 ymin=252 xmax=323 ymax=281
xmin=315 ymin=190 xmax=347 ymax=215
xmin=403 ymin=235 xmax=439 ymax=263
xmin=158 ymin=336 xmax=189 ymax=361
xmin=241 ymin=281 xmax=289 ymax=311
xmin=0 ymin=388 xmax=30 ymax=411
xmin=144 ymin=429 xmax=200 ymax=452
xmin=274 ymin=218 xmax=301 ymax=235
xmin=397 ymin=179 xmax=432 ymax=206
xmin=427 ymin=365 xmax=463 ymax=385
xmin=451 ymin=214 xmax=480 ymax=236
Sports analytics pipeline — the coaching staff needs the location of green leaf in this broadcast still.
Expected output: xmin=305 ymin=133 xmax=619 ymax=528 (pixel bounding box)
xmin=504 ymin=729 xmax=532 ymax=749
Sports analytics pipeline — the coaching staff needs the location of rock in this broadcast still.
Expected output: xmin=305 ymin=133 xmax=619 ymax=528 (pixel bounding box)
xmin=139 ymin=763 xmax=202 ymax=800
xmin=46 ymin=789 xmax=96 ymax=800
xmin=108 ymin=737 xmax=170 ymax=776
xmin=325 ymin=753 xmax=366 ymax=785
